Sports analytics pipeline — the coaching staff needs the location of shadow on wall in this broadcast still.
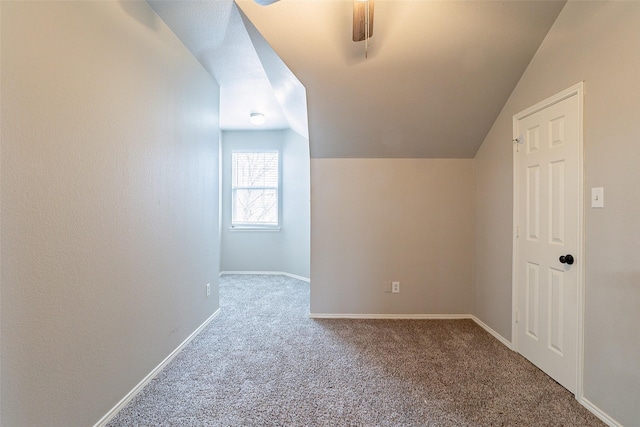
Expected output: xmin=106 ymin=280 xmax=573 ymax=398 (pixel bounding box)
xmin=119 ymin=0 xmax=161 ymax=31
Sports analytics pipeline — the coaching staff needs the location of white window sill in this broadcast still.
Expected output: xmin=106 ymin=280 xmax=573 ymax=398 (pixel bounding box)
xmin=229 ymin=226 xmax=281 ymax=232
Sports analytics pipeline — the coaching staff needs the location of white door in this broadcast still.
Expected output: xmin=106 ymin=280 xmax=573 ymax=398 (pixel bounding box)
xmin=514 ymin=85 xmax=582 ymax=394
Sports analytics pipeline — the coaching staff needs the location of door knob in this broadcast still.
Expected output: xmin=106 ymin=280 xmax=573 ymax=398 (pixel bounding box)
xmin=559 ymin=254 xmax=574 ymax=265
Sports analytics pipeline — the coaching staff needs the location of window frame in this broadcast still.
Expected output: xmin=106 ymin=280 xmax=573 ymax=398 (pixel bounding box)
xmin=230 ymin=150 xmax=281 ymax=230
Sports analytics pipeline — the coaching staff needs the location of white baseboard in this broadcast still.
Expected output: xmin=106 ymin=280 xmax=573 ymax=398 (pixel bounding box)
xmin=281 ymin=272 xmax=311 ymax=283
xmin=469 ymin=318 xmax=622 ymax=426
xmin=580 ymin=397 xmax=623 ymax=427
xmin=469 ymin=315 xmax=513 ymax=350
xmin=219 ymin=271 xmax=310 ymax=283
xmin=93 ymin=298 xmax=621 ymax=427
xmin=93 ymin=309 xmax=220 ymax=427
xmin=309 ymin=313 xmax=471 ymax=320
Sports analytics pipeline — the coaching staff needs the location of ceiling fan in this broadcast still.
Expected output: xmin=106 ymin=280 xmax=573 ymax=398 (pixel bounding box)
xmin=352 ymin=0 xmax=374 ymax=57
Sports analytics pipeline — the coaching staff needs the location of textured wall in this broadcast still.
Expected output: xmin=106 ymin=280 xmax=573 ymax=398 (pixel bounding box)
xmin=311 ymin=158 xmax=474 ymax=315
xmin=473 ymin=2 xmax=640 ymax=425
xmin=0 ymin=2 xmax=220 ymax=425
xmin=282 ymin=130 xmax=311 ymax=279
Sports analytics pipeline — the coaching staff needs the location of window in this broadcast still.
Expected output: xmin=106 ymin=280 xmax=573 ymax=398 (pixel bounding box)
xmin=232 ymin=151 xmax=279 ymax=227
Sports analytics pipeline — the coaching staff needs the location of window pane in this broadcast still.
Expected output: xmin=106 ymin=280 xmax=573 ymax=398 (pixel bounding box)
xmin=233 ymin=189 xmax=278 ymax=225
xmin=232 ymin=152 xmax=278 ymax=188
xmin=231 ymin=151 xmax=279 ymax=226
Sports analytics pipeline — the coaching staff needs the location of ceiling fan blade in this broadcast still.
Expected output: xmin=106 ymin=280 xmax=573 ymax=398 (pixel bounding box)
xmin=352 ymin=0 xmax=374 ymax=42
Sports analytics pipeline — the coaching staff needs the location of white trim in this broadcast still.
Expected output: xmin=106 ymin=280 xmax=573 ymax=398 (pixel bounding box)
xmin=309 ymin=313 xmax=471 ymax=320
xmin=92 ymin=301 xmax=620 ymax=427
xmin=514 ymin=90 xmax=581 ymax=121
xmin=93 ymin=309 xmax=221 ymax=427
xmin=231 ymin=150 xmax=281 ymax=228
xmin=579 ymin=398 xmax=623 ymax=427
xmin=228 ymin=226 xmax=281 ymax=232
xmin=511 ymin=111 xmax=519 ymax=353
xmin=512 ymin=82 xmax=585 ymax=399
xmin=469 ymin=315 xmax=513 ymax=350
xmin=219 ymin=271 xmax=310 ymax=283
xmin=220 ymin=270 xmax=277 ymax=276
xmin=282 ymin=272 xmax=311 ymax=283
xmin=575 ymin=82 xmax=586 ymax=404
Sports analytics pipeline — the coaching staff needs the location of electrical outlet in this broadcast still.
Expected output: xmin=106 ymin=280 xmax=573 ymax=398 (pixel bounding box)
xmin=392 ymin=281 xmax=400 ymax=293
xmin=206 ymin=283 xmax=210 ymax=297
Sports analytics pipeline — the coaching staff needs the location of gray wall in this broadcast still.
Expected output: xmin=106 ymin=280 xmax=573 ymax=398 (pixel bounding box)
xmin=311 ymin=159 xmax=474 ymax=315
xmin=0 ymin=2 xmax=221 ymax=426
xmin=282 ymin=130 xmax=311 ymax=278
xmin=220 ymin=130 xmax=310 ymax=278
xmin=473 ymin=2 xmax=640 ymax=425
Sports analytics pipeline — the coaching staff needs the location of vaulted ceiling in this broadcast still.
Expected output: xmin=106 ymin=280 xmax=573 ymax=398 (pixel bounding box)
xmin=149 ymin=0 xmax=566 ymax=158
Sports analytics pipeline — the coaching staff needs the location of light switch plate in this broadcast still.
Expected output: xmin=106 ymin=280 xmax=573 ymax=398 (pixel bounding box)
xmin=591 ymin=187 xmax=604 ymax=208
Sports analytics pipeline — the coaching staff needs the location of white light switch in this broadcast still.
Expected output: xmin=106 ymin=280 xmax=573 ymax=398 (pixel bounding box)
xmin=591 ymin=187 xmax=604 ymax=208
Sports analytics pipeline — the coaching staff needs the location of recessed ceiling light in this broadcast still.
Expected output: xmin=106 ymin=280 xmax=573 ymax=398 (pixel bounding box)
xmin=249 ymin=112 xmax=266 ymax=126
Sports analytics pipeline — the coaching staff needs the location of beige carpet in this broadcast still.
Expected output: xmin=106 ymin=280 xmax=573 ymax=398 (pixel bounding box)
xmin=108 ymin=274 xmax=604 ymax=426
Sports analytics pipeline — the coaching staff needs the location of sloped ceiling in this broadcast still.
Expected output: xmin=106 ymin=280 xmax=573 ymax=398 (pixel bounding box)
xmin=148 ymin=0 xmax=292 ymax=130
xmin=237 ymin=0 xmax=566 ymax=158
xmin=150 ymin=0 xmax=566 ymax=158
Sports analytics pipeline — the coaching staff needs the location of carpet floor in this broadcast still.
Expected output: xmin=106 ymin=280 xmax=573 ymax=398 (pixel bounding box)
xmin=108 ymin=274 xmax=604 ymax=426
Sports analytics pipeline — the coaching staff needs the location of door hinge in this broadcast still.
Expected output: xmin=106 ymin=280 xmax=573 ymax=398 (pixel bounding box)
xmin=516 ymin=225 xmax=520 ymax=238
xmin=515 ymin=310 xmax=519 ymax=323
